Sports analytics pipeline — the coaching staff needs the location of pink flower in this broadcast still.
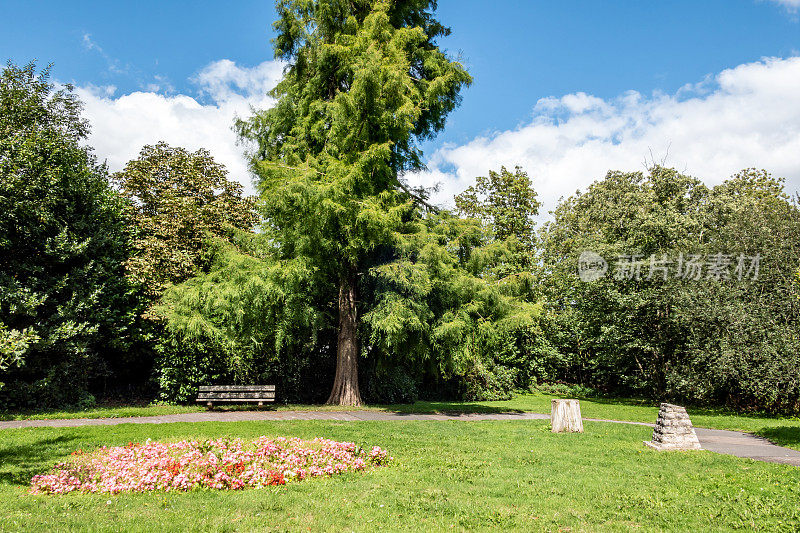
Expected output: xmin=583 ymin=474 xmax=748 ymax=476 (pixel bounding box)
xmin=30 ymin=436 xmax=391 ymax=495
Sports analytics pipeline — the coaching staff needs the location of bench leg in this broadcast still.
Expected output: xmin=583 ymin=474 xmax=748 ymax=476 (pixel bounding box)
xmin=258 ymin=401 xmax=264 ymax=408
xmin=206 ymin=402 xmax=213 ymax=410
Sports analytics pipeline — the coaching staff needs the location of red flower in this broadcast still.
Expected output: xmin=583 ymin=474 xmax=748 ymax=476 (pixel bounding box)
xmin=268 ymin=470 xmax=286 ymax=486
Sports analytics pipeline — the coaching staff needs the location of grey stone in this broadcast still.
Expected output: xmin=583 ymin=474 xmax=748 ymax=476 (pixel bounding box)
xmin=644 ymin=403 xmax=701 ymax=451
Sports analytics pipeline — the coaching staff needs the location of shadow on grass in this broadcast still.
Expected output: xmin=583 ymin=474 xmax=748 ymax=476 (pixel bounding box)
xmin=0 ymin=434 xmax=80 ymax=487
xmin=0 ymin=409 xmax=75 ymax=421
xmin=381 ymin=401 xmax=525 ymax=415
xmin=681 ymin=404 xmax=800 ymax=427
xmin=0 ymin=401 xmax=200 ymax=421
xmin=756 ymin=426 xmax=800 ymax=449
xmin=208 ymin=402 xmax=525 ymax=415
xmin=567 ymin=394 xmax=798 ymax=423
xmin=565 ymin=394 xmax=656 ymax=408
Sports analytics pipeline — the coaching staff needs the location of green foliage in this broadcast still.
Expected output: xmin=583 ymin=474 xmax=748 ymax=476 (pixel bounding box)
xmin=154 ymin=238 xmax=332 ymax=403
xmin=237 ymin=0 xmax=472 ymax=268
xmin=455 ymin=165 xmax=540 ymax=247
xmin=453 ymin=165 xmax=542 ymax=311
xmin=3 ymin=16 xmax=793 ymax=417
xmin=361 ymin=211 xmax=551 ymax=399
xmin=461 ymin=358 xmax=516 ymax=401
xmin=534 ymin=382 xmax=599 ymax=398
xmin=112 ymin=142 xmax=258 ymax=303
xmin=155 ymin=206 xmax=551 ymax=403
xmin=0 ymin=325 xmax=38 ymax=373
xmin=154 ymin=332 xmax=231 ymax=404
xmin=541 ymin=166 xmax=800 ymax=413
xmin=0 ymin=61 xmax=136 ymax=408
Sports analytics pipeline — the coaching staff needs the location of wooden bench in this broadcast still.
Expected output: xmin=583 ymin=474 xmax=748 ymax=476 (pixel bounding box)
xmin=196 ymin=385 xmax=276 ymax=409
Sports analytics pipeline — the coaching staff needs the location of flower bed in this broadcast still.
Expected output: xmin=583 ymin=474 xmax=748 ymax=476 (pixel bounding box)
xmin=30 ymin=436 xmax=391 ymax=495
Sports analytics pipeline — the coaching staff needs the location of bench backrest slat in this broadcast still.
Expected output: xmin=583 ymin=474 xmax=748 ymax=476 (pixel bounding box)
xmin=198 ymin=385 xmax=275 ymax=392
xmin=197 ymin=391 xmax=275 ymax=400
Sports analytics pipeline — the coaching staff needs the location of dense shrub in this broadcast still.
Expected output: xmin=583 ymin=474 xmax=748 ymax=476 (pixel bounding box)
xmin=155 ymin=334 xmax=231 ymax=403
xmin=461 ymin=359 xmax=516 ymax=401
xmin=363 ymin=366 xmax=418 ymax=404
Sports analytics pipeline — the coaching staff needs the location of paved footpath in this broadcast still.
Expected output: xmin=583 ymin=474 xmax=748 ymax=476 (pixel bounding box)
xmin=2 ymin=410 xmax=800 ymax=467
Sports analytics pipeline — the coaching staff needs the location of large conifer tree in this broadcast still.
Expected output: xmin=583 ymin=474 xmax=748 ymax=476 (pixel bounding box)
xmin=237 ymin=0 xmax=470 ymax=404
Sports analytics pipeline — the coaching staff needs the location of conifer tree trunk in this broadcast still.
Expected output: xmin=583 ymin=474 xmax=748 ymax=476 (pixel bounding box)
xmin=326 ymin=268 xmax=362 ymax=405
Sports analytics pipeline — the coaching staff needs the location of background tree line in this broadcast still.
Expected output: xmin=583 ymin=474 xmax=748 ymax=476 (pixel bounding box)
xmin=1 ymin=0 xmax=798 ymax=413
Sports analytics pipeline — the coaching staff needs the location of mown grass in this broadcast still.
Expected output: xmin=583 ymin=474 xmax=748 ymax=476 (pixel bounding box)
xmin=4 ymin=392 xmax=800 ymax=450
xmin=1 ymin=419 xmax=799 ymax=531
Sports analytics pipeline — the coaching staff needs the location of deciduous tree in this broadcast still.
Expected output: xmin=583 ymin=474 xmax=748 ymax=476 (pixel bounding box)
xmin=541 ymin=166 xmax=800 ymax=412
xmin=112 ymin=142 xmax=258 ymax=305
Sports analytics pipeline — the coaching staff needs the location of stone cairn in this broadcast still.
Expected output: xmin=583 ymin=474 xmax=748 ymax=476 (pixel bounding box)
xmin=644 ymin=403 xmax=701 ymax=451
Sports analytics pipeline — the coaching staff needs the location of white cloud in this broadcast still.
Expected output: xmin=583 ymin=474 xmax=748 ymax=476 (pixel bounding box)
xmin=410 ymin=56 xmax=800 ymax=215
xmin=76 ymin=59 xmax=284 ymax=195
xmin=81 ymin=33 xmax=102 ymax=53
xmin=193 ymin=59 xmax=284 ymax=103
xmin=767 ymin=0 xmax=800 ymax=12
xmin=78 ymin=56 xmax=800 ymax=210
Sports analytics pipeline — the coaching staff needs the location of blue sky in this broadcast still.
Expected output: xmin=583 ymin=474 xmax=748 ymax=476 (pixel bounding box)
xmin=2 ymin=0 xmax=799 ymax=209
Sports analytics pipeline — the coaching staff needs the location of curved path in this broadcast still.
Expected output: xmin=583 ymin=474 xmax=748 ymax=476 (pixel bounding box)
xmin=2 ymin=410 xmax=799 ymax=466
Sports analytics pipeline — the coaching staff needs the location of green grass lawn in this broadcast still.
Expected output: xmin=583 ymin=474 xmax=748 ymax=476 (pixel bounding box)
xmin=1 ymin=420 xmax=799 ymax=531
xmin=5 ymin=393 xmax=800 ymax=451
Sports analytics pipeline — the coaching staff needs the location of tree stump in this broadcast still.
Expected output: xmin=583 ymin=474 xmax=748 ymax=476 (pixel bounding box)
xmin=551 ymin=399 xmax=584 ymax=433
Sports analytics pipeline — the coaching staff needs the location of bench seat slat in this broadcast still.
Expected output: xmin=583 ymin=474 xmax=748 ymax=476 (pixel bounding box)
xmin=195 ymin=398 xmax=275 ymax=403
